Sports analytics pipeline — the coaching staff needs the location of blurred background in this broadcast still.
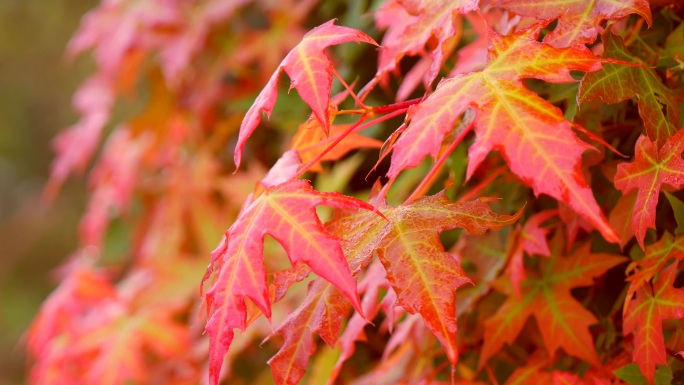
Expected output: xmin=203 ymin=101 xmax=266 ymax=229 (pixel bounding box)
xmin=0 ymin=1 xmax=95 ymax=383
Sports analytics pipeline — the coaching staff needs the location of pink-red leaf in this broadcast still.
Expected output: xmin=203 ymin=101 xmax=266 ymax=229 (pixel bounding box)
xmin=614 ymin=129 xmax=684 ymax=249
xmin=482 ymin=241 xmax=626 ymax=367
xmin=389 ymin=22 xmax=617 ymax=242
xmin=266 ymin=191 xmax=520 ymax=385
xmin=624 ymin=264 xmax=684 ymax=385
xmin=496 ymin=0 xmax=652 ymax=48
xmin=235 ymin=20 xmax=376 ymax=169
xmin=376 ymin=193 xmax=521 ymax=364
xmin=625 ymin=233 xmax=684 ymax=312
xmin=374 ymin=0 xmax=478 ymax=87
xmin=203 ymin=180 xmax=375 ymax=385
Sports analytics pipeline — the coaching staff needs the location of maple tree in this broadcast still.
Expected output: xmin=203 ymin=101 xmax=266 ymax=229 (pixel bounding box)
xmin=27 ymin=0 xmax=684 ymax=385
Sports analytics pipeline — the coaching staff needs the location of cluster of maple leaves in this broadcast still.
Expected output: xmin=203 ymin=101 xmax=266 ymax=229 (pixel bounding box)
xmin=28 ymin=0 xmax=684 ymax=384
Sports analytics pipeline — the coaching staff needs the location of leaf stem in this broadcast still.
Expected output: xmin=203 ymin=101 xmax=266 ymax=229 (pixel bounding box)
xmin=336 ymin=109 xmax=366 ymax=115
xmin=457 ymin=166 xmax=507 ymax=203
xmin=405 ymin=120 xmax=474 ymax=203
xmin=296 ymin=107 xmax=412 ymax=177
xmin=332 ymin=66 xmax=367 ymax=109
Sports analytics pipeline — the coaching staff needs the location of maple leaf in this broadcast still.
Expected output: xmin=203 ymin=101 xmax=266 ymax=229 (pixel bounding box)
xmin=481 ymin=239 xmax=626 ymax=367
xmin=559 ymin=202 xmax=594 ymax=247
xmin=613 ymin=129 xmax=684 ymax=249
xmin=374 ymin=193 xmax=521 ymax=364
xmin=496 ymin=0 xmax=652 ymax=48
xmin=265 ymin=190 xmax=519 ymax=385
xmin=234 ymin=20 xmax=377 ymax=169
xmin=388 ymin=21 xmax=618 ymax=242
xmin=28 ymin=255 xmax=115 ymax=360
xmin=46 ymin=76 xmax=114 ymax=198
xmin=79 ymin=130 xmax=151 ymax=248
xmin=157 ymin=0 xmax=250 ymax=81
xmin=373 ymin=0 xmax=478 ymax=88
xmin=268 ymin=278 xmax=351 ymax=385
xmin=625 ymin=233 xmax=684 ymax=311
xmin=70 ymin=305 xmax=189 ymax=385
xmin=624 ymin=263 xmax=684 ymax=385
xmin=203 ymin=180 xmax=377 ymax=385
xmin=579 ymin=33 xmax=680 ymax=145
xmin=265 ymin=196 xmax=387 ymax=385
xmin=67 ymin=0 xmax=179 ymax=79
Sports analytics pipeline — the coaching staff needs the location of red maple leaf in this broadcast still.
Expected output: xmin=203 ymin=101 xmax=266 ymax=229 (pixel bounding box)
xmin=203 ymin=180 xmax=378 ymax=385
xmin=496 ymin=0 xmax=651 ymax=48
xmin=624 ymin=263 xmax=684 ymax=385
xmin=481 ymin=239 xmax=626 ymax=367
xmin=265 ymin=190 xmax=519 ymax=385
xmin=374 ymin=0 xmax=478 ymax=87
xmin=614 ymin=129 xmax=684 ymax=249
xmin=579 ymin=32 xmax=679 ymax=145
xmin=388 ymin=22 xmax=618 ymax=242
xmin=234 ymin=20 xmax=377 ymax=169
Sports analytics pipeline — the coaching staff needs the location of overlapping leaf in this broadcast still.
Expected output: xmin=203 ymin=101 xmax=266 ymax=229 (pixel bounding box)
xmin=203 ymin=180 xmax=377 ymax=385
xmin=265 ymin=197 xmax=388 ymax=385
xmin=268 ymin=278 xmax=351 ymax=385
xmin=496 ymin=0 xmax=651 ymax=48
xmin=328 ymin=259 xmax=393 ymax=384
xmin=234 ymin=20 xmax=377 ymax=168
xmin=264 ymin=190 xmax=519 ymax=385
xmin=579 ymin=33 xmax=680 ymax=145
xmin=481 ymin=240 xmax=626 ymax=367
xmin=70 ymin=306 xmax=189 ymax=385
xmin=388 ymin=22 xmax=618 ymax=242
xmin=613 ymin=129 xmax=684 ymax=248
xmin=374 ymin=0 xmax=478 ymax=87
xmin=625 ymin=232 xmax=684 ymax=310
xmin=624 ymin=264 xmax=684 ymax=385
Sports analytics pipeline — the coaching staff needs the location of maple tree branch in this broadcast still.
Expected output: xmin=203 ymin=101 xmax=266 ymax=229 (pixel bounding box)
xmin=296 ymin=108 xmax=410 ymax=157
xmin=623 ymin=18 xmax=646 ymax=47
xmin=405 ymin=120 xmax=474 ymax=203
